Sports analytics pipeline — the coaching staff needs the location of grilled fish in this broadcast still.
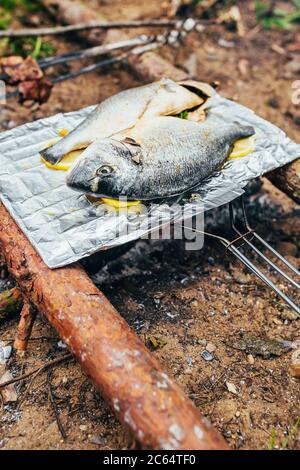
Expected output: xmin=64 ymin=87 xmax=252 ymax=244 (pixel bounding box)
xmin=66 ymin=116 xmax=255 ymax=200
xmin=40 ymin=78 xmax=213 ymax=165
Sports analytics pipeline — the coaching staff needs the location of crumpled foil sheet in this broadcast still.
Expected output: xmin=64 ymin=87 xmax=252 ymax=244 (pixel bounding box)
xmin=0 ymin=93 xmax=299 ymax=268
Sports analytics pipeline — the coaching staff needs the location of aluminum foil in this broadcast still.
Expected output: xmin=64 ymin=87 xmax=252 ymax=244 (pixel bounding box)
xmin=0 ymin=93 xmax=299 ymax=268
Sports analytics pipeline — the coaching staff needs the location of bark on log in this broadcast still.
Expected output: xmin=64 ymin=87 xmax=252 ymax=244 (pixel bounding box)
xmin=0 ymin=287 xmax=23 ymax=322
xmin=267 ymin=158 xmax=300 ymax=205
xmin=0 ymin=202 xmax=227 ymax=450
xmin=42 ymin=0 xmax=299 ymax=204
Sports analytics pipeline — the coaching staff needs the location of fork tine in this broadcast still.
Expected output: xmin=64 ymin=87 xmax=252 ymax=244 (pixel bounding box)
xmin=182 ymin=194 xmax=300 ymax=316
xmin=251 ymin=232 xmax=300 ymax=277
xmin=229 ymin=203 xmax=300 ymax=289
xmin=182 ymin=222 xmax=300 ymax=316
xmin=240 ymin=197 xmax=300 ymax=277
xmin=227 ymin=243 xmax=300 ymax=317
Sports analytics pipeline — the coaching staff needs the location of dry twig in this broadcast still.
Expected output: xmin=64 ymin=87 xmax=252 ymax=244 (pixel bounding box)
xmin=0 ymin=18 xmax=208 ymax=38
xmin=47 ymin=371 xmax=67 ymax=440
xmin=0 ymin=354 xmax=73 ymax=388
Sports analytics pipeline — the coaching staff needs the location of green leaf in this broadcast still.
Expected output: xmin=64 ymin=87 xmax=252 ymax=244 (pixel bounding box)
xmin=178 ymin=110 xmax=189 ymax=119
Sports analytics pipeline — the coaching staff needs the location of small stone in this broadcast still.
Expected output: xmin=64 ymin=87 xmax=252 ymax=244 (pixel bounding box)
xmin=201 ymin=350 xmax=214 ymax=361
xmin=290 ymin=348 xmax=300 ymax=378
xmin=266 ymin=97 xmax=280 ymax=109
xmin=183 ymin=53 xmax=198 ymax=76
xmin=0 ymin=344 xmax=12 ymax=365
xmin=235 ymin=411 xmax=240 ymax=417
xmin=206 ymin=342 xmax=216 ymax=353
xmin=247 ymin=354 xmax=255 ymax=365
xmin=79 ymin=424 xmax=88 ymax=432
xmin=186 ymin=356 xmax=193 ymax=366
xmin=276 ymin=241 xmax=297 ymax=257
xmin=226 ymin=381 xmax=238 ymax=395
xmin=280 ymin=309 xmax=298 ymax=321
xmin=0 ymin=371 xmax=18 ymax=403
xmin=89 ymin=434 xmax=106 ymax=446
xmin=218 ymin=38 xmax=235 ymax=48
xmin=0 ymin=439 xmax=8 ymax=449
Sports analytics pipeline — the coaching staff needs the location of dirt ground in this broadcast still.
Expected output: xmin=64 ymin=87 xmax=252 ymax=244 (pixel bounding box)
xmin=0 ymin=0 xmax=299 ymax=450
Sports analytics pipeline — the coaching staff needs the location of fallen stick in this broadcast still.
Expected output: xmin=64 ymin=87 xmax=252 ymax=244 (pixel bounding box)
xmin=0 ymin=287 xmax=23 ymax=322
xmin=47 ymin=371 xmax=67 ymax=440
xmin=0 ymin=353 xmax=73 ymax=388
xmin=0 ymin=203 xmax=227 ymax=450
xmin=0 ymin=18 xmax=208 ymax=38
xmin=14 ymin=301 xmax=37 ymax=351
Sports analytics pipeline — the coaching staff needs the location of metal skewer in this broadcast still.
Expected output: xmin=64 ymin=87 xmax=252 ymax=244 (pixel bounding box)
xmin=0 ymin=34 xmax=157 ymax=82
xmin=4 ymin=28 xmax=186 ymax=101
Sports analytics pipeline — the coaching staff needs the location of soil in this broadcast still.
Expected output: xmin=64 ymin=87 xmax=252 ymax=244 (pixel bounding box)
xmin=0 ymin=0 xmax=299 ymax=451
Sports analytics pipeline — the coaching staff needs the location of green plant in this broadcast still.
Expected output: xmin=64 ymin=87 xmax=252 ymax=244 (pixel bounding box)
xmin=267 ymin=418 xmax=300 ymax=450
xmin=178 ymin=110 xmax=189 ymax=119
xmin=8 ymin=37 xmax=56 ymax=58
xmin=256 ymin=0 xmax=300 ymax=29
xmin=281 ymin=417 xmax=300 ymax=449
xmin=0 ymin=0 xmax=55 ymax=58
xmin=267 ymin=429 xmax=277 ymax=450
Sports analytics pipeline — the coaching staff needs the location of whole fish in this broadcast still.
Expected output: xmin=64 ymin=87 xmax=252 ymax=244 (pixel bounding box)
xmin=66 ymin=116 xmax=255 ymax=200
xmin=40 ymin=78 xmax=212 ymax=165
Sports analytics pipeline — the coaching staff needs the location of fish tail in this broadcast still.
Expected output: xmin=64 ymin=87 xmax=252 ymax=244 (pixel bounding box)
xmin=40 ymin=130 xmax=91 ymax=165
xmin=232 ymin=122 xmax=256 ymax=140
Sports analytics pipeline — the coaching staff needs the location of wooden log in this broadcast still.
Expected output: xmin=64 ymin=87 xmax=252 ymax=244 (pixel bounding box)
xmin=0 ymin=287 xmax=23 ymax=322
xmin=14 ymin=301 xmax=37 ymax=351
xmin=42 ymin=0 xmax=299 ymax=204
xmin=0 ymin=202 xmax=227 ymax=450
xmin=267 ymin=158 xmax=300 ymax=205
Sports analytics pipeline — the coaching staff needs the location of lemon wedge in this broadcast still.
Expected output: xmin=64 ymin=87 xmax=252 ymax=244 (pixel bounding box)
xmin=229 ymin=135 xmax=256 ymax=160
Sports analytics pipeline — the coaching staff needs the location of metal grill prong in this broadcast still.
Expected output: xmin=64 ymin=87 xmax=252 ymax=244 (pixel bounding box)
xmin=182 ymin=197 xmax=300 ymax=317
xmin=240 ymin=198 xmax=300 ymax=277
xmin=229 ymin=200 xmax=300 ymax=290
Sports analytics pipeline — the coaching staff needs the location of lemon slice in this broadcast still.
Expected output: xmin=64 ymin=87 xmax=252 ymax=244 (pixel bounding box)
xmin=58 ymin=128 xmax=69 ymax=137
xmin=229 ymin=135 xmax=256 ymax=160
xmin=101 ymin=198 xmax=141 ymax=209
xmin=87 ymin=195 xmax=141 ymax=210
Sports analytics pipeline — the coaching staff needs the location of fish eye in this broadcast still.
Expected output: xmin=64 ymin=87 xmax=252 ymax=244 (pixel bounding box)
xmin=96 ymin=165 xmax=114 ymax=176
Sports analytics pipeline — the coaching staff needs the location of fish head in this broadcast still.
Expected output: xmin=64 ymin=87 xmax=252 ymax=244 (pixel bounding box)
xmin=66 ymin=138 xmax=141 ymax=199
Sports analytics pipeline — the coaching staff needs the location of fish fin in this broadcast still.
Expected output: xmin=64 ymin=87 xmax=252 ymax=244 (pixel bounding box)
xmin=121 ymin=137 xmax=141 ymax=147
xmin=178 ymin=80 xmax=216 ymax=100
